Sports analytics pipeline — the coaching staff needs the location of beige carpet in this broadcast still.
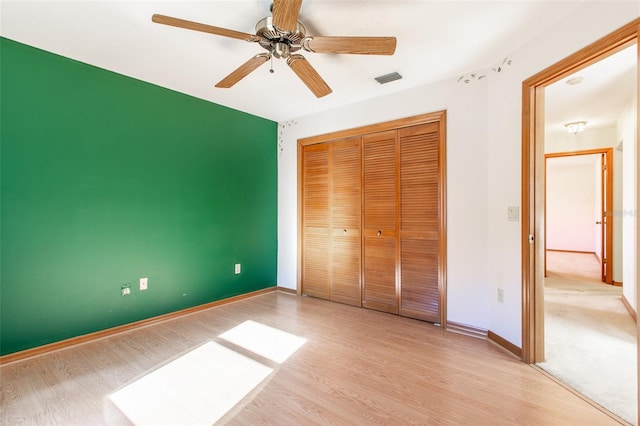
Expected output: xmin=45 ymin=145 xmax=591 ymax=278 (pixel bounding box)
xmin=537 ymin=251 xmax=637 ymax=424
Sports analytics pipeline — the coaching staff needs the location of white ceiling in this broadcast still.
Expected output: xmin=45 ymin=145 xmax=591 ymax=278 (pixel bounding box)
xmin=0 ymin=1 xmax=635 ymax=124
xmin=545 ymin=44 xmax=637 ymax=135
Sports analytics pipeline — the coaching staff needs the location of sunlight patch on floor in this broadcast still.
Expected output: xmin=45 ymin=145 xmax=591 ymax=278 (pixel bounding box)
xmin=108 ymin=341 xmax=273 ymax=425
xmin=219 ymin=320 xmax=307 ymax=363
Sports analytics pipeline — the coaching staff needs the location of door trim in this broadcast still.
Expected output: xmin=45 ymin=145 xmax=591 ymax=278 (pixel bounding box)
xmin=521 ymin=18 xmax=639 ymax=364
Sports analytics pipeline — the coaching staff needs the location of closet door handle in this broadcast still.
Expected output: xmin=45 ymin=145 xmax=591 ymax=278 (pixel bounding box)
xmin=343 ymin=229 xmax=348 ymax=234
xmin=377 ymin=230 xmax=382 ymax=236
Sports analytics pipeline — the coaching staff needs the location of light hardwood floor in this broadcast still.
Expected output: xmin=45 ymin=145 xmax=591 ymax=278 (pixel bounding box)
xmin=0 ymin=291 xmax=623 ymax=425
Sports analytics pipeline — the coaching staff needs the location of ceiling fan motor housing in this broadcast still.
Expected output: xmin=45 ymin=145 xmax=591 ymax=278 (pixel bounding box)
xmin=255 ymin=17 xmax=306 ymax=58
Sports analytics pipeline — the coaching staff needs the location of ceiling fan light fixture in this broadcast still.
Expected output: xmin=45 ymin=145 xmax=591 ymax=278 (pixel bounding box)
xmin=375 ymin=72 xmax=402 ymax=84
xmin=565 ymin=121 xmax=587 ymax=134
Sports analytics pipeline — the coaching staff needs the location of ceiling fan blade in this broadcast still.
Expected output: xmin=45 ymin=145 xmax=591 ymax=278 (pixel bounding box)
xmin=215 ymin=54 xmax=271 ymax=88
xmin=271 ymin=0 xmax=303 ymax=33
xmin=304 ymin=36 xmax=397 ymax=55
xmin=286 ymin=54 xmax=332 ymax=98
xmin=152 ymin=14 xmax=257 ymax=42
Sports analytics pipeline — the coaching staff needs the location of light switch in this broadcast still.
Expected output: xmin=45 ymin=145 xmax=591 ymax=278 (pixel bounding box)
xmin=507 ymin=206 xmax=519 ymax=222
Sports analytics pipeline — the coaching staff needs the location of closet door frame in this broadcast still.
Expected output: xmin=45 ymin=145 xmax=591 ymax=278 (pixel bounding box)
xmin=297 ymin=110 xmax=447 ymax=328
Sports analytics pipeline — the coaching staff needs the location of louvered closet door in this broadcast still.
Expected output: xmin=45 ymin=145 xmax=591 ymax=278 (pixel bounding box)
xmin=302 ymin=144 xmax=330 ymax=299
xmin=362 ymin=130 xmax=398 ymax=314
xmin=399 ymin=123 xmax=442 ymax=322
xmin=330 ymin=137 xmax=362 ymax=306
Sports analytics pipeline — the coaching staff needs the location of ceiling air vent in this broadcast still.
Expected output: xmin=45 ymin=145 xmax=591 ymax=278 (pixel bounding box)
xmin=375 ymin=72 xmax=402 ymax=84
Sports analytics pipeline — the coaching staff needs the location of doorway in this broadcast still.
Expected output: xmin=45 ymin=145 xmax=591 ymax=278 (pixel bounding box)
xmin=545 ymin=149 xmax=613 ymax=284
xmin=521 ymin=17 xmax=639 ymax=424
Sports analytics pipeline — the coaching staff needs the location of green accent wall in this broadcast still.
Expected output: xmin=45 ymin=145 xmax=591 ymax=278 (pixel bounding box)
xmin=0 ymin=38 xmax=278 ymax=355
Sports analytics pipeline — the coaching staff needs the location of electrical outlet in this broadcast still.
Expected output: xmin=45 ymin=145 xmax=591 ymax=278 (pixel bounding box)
xmin=497 ymin=288 xmax=504 ymax=303
xmin=234 ymin=264 xmax=241 ymax=274
xmin=139 ymin=277 xmax=148 ymax=291
xmin=121 ymin=284 xmax=131 ymax=296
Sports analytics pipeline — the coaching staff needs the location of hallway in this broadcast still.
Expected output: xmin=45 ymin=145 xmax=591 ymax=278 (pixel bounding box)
xmin=538 ymin=251 xmax=637 ymax=424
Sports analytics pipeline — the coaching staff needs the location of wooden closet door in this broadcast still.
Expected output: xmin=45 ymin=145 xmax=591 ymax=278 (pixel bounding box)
xmin=302 ymin=144 xmax=330 ymax=299
xmin=330 ymin=137 xmax=362 ymax=306
xmin=362 ymin=130 xmax=398 ymax=314
xmin=399 ymin=123 xmax=442 ymax=322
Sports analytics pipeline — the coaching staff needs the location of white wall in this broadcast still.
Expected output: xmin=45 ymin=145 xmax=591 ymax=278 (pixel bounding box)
xmin=620 ymin=95 xmax=638 ymax=311
xmin=615 ymin=139 xmax=624 ymax=283
xmin=277 ymin=1 xmax=639 ymax=347
xmin=546 ymin=126 xmax=618 ymax=153
xmin=546 ymin=156 xmax=599 ymax=253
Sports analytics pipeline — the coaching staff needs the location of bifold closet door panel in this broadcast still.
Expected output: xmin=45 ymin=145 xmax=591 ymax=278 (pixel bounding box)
xmin=362 ymin=130 xmax=398 ymax=314
xmin=302 ymin=144 xmax=330 ymax=299
xmin=363 ymin=235 xmax=397 ymax=312
xmin=330 ymin=137 xmax=362 ymax=306
xmin=399 ymin=123 xmax=441 ymax=322
xmin=400 ymin=239 xmax=440 ymax=322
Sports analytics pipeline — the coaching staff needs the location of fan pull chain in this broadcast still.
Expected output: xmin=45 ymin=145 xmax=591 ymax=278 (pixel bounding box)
xmin=269 ymin=55 xmax=275 ymax=74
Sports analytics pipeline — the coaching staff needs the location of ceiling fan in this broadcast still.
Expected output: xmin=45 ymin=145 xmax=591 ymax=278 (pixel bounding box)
xmin=152 ymin=0 xmax=397 ymax=98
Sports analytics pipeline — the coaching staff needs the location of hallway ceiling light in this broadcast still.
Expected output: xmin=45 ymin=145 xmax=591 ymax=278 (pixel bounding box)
xmin=565 ymin=121 xmax=587 ymax=134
